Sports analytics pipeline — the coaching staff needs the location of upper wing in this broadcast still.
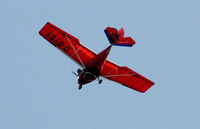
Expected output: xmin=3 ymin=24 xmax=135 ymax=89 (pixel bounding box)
xmin=39 ymin=22 xmax=96 ymax=67
xmin=101 ymin=60 xmax=155 ymax=93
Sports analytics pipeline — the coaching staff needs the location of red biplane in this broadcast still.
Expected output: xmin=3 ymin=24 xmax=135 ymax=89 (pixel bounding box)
xmin=39 ymin=22 xmax=154 ymax=93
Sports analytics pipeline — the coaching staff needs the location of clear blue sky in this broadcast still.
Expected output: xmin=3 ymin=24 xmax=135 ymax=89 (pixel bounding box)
xmin=1 ymin=0 xmax=200 ymax=129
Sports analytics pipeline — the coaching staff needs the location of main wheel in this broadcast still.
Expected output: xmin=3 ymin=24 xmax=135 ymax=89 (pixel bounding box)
xmin=98 ymin=79 xmax=102 ymax=84
xmin=78 ymin=85 xmax=82 ymax=90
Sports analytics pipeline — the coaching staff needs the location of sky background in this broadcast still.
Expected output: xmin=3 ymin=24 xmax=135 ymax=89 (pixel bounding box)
xmin=0 ymin=0 xmax=200 ymax=129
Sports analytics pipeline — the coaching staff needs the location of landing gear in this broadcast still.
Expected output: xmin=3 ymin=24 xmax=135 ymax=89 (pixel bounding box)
xmin=78 ymin=84 xmax=82 ymax=90
xmin=98 ymin=79 xmax=102 ymax=84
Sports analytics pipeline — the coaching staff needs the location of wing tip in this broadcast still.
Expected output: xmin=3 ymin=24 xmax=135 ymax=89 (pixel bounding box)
xmin=139 ymin=81 xmax=155 ymax=93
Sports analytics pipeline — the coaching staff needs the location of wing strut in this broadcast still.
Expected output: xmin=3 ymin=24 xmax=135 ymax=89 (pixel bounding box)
xmin=64 ymin=34 xmax=85 ymax=68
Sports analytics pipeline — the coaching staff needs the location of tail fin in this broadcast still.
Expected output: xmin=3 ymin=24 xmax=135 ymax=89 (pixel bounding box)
xmin=104 ymin=27 xmax=136 ymax=47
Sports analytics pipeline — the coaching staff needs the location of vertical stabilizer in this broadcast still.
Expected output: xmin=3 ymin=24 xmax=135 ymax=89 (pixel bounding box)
xmin=104 ymin=27 xmax=136 ymax=47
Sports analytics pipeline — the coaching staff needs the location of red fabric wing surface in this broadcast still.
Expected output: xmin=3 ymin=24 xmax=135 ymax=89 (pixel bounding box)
xmin=39 ymin=22 xmax=154 ymax=93
xmin=101 ymin=61 xmax=155 ymax=93
xmin=39 ymin=22 xmax=96 ymax=67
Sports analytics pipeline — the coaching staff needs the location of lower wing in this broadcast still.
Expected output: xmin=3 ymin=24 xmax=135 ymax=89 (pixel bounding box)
xmin=101 ymin=61 xmax=155 ymax=93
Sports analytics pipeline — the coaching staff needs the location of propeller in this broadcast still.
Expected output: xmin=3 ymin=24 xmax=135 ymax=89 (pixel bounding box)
xmin=72 ymin=69 xmax=82 ymax=77
xmin=72 ymin=71 xmax=78 ymax=77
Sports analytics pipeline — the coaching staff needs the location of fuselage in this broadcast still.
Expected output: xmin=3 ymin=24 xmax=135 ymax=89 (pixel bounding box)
xmin=78 ymin=67 xmax=99 ymax=85
xmin=78 ymin=45 xmax=112 ymax=85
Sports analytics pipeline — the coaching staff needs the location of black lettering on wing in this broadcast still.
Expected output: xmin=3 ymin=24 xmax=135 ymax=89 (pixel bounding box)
xmin=49 ymin=35 xmax=56 ymax=40
xmin=57 ymin=41 xmax=64 ymax=47
xmin=54 ymin=39 xmax=59 ymax=44
xmin=64 ymin=46 xmax=71 ymax=53
xmin=45 ymin=32 xmax=51 ymax=37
